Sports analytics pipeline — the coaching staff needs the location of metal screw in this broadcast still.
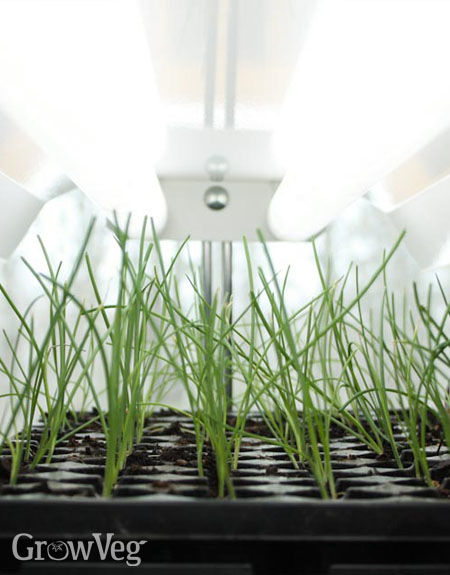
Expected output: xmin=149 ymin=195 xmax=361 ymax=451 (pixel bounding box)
xmin=204 ymin=186 xmax=229 ymax=210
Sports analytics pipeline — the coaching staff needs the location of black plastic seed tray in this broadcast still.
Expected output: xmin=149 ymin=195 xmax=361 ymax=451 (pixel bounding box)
xmin=0 ymin=413 xmax=449 ymax=574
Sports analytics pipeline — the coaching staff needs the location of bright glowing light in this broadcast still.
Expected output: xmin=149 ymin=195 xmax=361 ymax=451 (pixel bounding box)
xmin=269 ymin=0 xmax=450 ymax=240
xmin=0 ymin=0 xmax=167 ymax=231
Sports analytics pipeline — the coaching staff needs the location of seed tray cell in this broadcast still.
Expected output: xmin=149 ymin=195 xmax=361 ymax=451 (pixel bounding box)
xmin=0 ymin=412 xmax=449 ymax=501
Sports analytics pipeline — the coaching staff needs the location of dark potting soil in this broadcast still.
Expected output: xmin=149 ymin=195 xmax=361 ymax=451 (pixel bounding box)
xmin=0 ymin=411 xmax=449 ymax=500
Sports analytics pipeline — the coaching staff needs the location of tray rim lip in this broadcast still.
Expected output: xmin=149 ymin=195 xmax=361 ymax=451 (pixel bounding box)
xmin=0 ymin=498 xmax=449 ymax=540
xmin=0 ymin=497 xmax=449 ymax=505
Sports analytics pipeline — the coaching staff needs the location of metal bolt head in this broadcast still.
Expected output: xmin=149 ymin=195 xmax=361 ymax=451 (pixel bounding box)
xmin=204 ymin=185 xmax=229 ymax=210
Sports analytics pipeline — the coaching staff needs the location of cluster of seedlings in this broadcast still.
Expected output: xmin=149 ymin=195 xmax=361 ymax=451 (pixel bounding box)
xmin=0 ymin=217 xmax=449 ymax=499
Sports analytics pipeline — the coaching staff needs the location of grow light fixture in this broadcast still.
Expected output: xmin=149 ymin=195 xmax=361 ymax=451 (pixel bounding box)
xmin=369 ymin=127 xmax=450 ymax=212
xmin=0 ymin=170 xmax=43 ymax=259
xmin=0 ymin=108 xmax=75 ymax=203
xmin=384 ymin=175 xmax=450 ymax=270
xmin=0 ymin=0 xmax=167 ymax=232
xmin=369 ymin=125 xmax=450 ymax=269
xmin=269 ymin=0 xmax=450 ymax=241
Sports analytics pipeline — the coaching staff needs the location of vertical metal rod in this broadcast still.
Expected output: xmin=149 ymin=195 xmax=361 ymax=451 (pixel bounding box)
xmin=202 ymin=241 xmax=213 ymax=310
xmin=225 ymin=0 xmax=238 ymax=129
xmin=222 ymin=241 xmax=233 ymax=400
xmin=204 ymin=0 xmax=219 ymax=127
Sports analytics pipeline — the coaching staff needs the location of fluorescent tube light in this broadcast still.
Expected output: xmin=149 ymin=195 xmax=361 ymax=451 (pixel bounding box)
xmin=388 ymin=175 xmax=450 ymax=269
xmin=0 ymin=171 xmax=43 ymax=259
xmin=369 ymin=126 xmax=450 ymax=212
xmin=269 ymin=0 xmax=450 ymax=240
xmin=0 ymin=0 xmax=167 ymax=232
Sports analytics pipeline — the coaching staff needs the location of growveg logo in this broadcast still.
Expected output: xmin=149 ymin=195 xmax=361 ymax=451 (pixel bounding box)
xmin=12 ymin=533 xmax=147 ymax=566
